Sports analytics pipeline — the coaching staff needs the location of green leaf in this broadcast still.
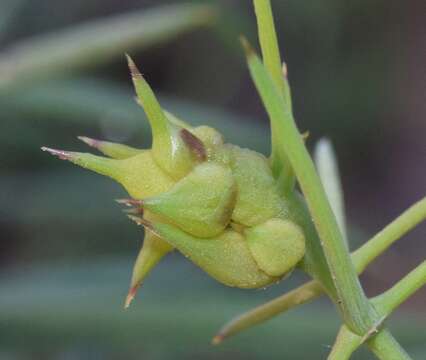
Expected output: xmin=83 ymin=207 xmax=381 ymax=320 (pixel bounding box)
xmin=0 ymin=3 xmax=216 ymax=88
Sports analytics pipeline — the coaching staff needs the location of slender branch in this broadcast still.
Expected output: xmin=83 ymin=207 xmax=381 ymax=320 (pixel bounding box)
xmin=212 ymin=280 xmax=322 ymax=344
xmin=367 ymin=329 xmax=412 ymax=360
xmin=327 ymin=325 xmax=361 ymax=360
xmin=329 ymin=261 xmax=425 ymax=359
xmin=372 ymin=261 xmax=426 ymax=316
xmin=253 ymin=0 xmax=287 ymax=97
xmin=353 ymin=197 xmax=426 ymax=272
xmin=213 ymin=197 xmax=425 ymax=343
xmin=243 ymin=42 xmax=377 ymax=334
xmin=253 ymin=0 xmax=295 ymax=192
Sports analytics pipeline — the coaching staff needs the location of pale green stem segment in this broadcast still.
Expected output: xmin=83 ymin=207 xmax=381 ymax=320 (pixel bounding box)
xmin=253 ymin=0 xmax=295 ymax=193
xmin=367 ymin=329 xmax=412 ymax=360
xmin=329 ymin=327 xmax=412 ymax=360
xmin=372 ymin=260 xmax=426 ymax=316
xmin=0 ymin=4 xmax=216 ymax=88
xmin=329 ymin=261 xmax=425 ymax=359
xmin=314 ymin=138 xmax=347 ymax=246
xmin=328 ymin=325 xmax=361 ymax=360
xmin=352 ymin=197 xmax=426 ymax=272
xmin=243 ymin=40 xmax=377 ymax=334
xmin=212 ymin=280 xmax=322 ymax=344
xmin=214 ymin=196 xmax=426 ymax=343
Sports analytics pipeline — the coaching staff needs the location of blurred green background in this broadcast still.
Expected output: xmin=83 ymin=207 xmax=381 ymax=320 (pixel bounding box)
xmin=0 ymin=0 xmax=424 ymax=359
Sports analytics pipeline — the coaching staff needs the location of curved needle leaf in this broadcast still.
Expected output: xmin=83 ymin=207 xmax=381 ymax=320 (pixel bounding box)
xmin=0 ymin=3 xmax=216 ymax=88
xmin=212 ymin=280 xmax=323 ymax=344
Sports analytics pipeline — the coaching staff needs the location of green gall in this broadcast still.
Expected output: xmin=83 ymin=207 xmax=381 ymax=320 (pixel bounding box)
xmin=141 ymin=219 xmax=277 ymax=289
xmin=143 ymin=162 xmax=236 ymax=238
xmin=226 ymin=146 xmax=287 ymax=226
xmin=245 ymin=218 xmax=305 ymax=277
xmin=42 ymin=57 xmax=308 ymax=306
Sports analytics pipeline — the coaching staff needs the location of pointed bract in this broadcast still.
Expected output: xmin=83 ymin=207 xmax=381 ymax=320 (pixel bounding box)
xmin=42 ymin=147 xmax=123 ymax=179
xmin=127 ymin=55 xmax=204 ymax=180
xmin=125 ymin=230 xmax=172 ymax=308
xmin=143 ymin=163 xmax=236 ymax=238
xmin=78 ymin=136 xmax=144 ymax=159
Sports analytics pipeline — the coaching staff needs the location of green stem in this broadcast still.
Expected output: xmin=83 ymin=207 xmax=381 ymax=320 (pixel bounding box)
xmin=327 ymin=325 xmax=361 ymax=360
xmin=253 ymin=0 xmax=287 ymax=97
xmin=244 ymin=43 xmax=377 ymax=334
xmin=329 ymin=262 xmax=425 ymax=359
xmin=353 ymin=197 xmax=426 ymax=272
xmin=253 ymin=0 xmax=295 ymax=192
xmin=367 ymin=329 xmax=412 ymax=360
xmin=372 ymin=261 xmax=426 ymax=316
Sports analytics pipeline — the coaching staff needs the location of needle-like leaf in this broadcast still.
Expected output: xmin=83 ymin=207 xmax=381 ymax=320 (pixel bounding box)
xmin=0 ymin=4 xmax=216 ymax=88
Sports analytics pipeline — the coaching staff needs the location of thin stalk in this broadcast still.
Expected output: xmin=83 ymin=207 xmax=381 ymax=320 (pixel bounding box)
xmin=327 ymin=325 xmax=361 ymax=360
xmin=372 ymin=261 xmax=426 ymax=316
xmin=253 ymin=0 xmax=294 ymax=192
xmin=353 ymin=197 xmax=426 ymax=272
xmin=367 ymin=329 xmax=412 ymax=360
xmin=253 ymin=0 xmax=288 ymax=100
xmin=329 ymin=262 xmax=425 ymax=359
xmin=243 ymin=42 xmax=377 ymax=334
xmin=212 ymin=280 xmax=322 ymax=344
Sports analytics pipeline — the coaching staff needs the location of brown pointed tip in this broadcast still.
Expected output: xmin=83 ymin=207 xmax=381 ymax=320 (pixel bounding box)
xmin=211 ymin=334 xmax=225 ymax=346
xmin=77 ymin=136 xmax=100 ymax=149
xmin=127 ymin=215 xmax=153 ymax=230
xmin=41 ymin=147 xmax=74 ymax=161
xmin=124 ymin=285 xmax=139 ymax=309
xmin=125 ymin=54 xmax=142 ymax=78
xmin=116 ymin=198 xmax=143 ymax=207
xmin=239 ymin=36 xmax=255 ymax=57
xmin=123 ymin=207 xmax=144 ymax=215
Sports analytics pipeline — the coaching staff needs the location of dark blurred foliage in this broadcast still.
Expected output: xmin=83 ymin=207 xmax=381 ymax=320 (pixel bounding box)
xmin=0 ymin=0 xmax=424 ymax=359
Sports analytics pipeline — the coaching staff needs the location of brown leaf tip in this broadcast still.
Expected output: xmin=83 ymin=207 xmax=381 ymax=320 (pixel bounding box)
xmin=211 ymin=334 xmax=224 ymax=346
xmin=41 ymin=147 xmax=74 ymax=161
xmin=180 ymin=129 xmax=207 ymax=161
xmin=239 ymin=36 xmax=255 ymax=58
xmin=125 ymin=54 xmax=142 ymax=78
xmin=124 ymin=285 xmax=139 ymax=309
xmin=127 ymin=215 xmax=152 ymax=229
xmin=116 ymin=198 xmax=144 ymax=207
xmin=77 ymin=136 xmax=100 ymax=149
